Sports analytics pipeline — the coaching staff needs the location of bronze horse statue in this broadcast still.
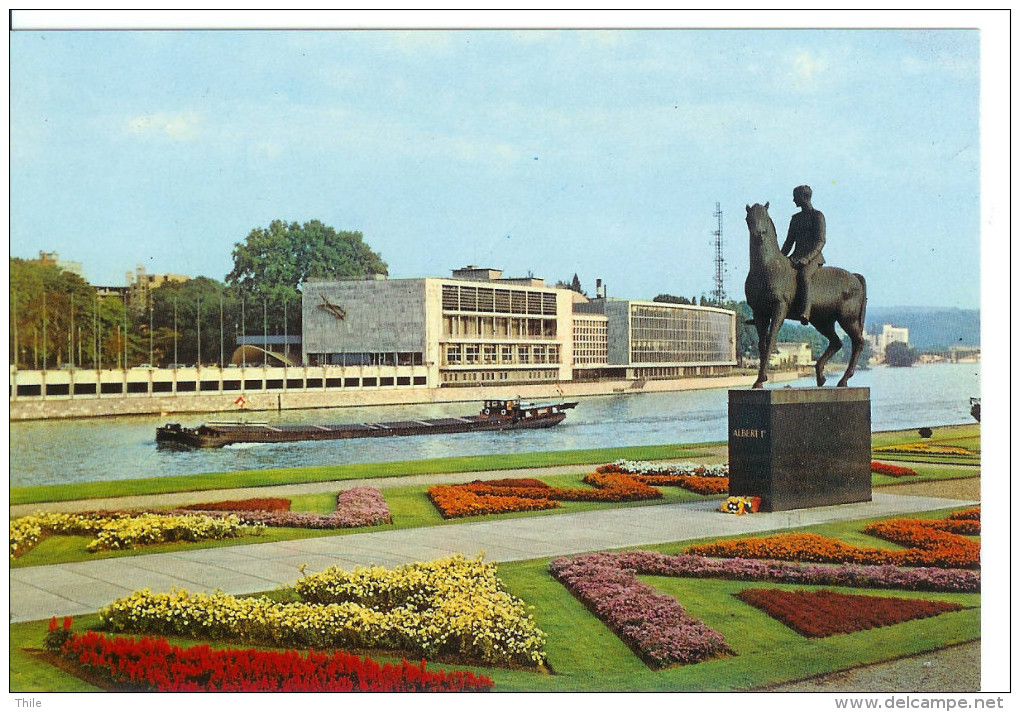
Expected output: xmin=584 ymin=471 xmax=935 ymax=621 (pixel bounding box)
xmin=744 ymin=202 xmax=867 ymax=389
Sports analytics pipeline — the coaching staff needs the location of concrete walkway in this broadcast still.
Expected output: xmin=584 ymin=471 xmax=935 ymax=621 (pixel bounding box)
xmin=9 ymin=492 xmax=976 ymax=623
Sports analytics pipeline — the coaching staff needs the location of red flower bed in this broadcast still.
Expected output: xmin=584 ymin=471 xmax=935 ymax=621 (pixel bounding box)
xmin=734 ymin=588 xmax=964 ymax=638
xmin=57 ymin=631 xmax=494 ymax=692
xmin=687 ymin=513 xmax=980 ymax=569
xmin=631 ymin=474 xmax=730 ymax=495
xmin=870 ymin=461 xmax=919 ymax=477
xmin=179 ymin=497 xmax=292 ymax=512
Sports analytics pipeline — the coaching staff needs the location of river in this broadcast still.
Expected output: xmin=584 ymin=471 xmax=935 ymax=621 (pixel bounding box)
xmin=9 ymin=363 xmax=980 ymax=487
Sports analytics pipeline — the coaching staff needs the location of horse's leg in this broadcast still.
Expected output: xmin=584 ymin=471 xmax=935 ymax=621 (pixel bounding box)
xmin=836 ymin=315 xmax=866 ymax=388
xmin=813 ymin=320 xmax=843 ymax=387
xmin=753 ymin=303 xmax=789 ymax=389
xmin=752 ymin=314 xmax=770 ymax=388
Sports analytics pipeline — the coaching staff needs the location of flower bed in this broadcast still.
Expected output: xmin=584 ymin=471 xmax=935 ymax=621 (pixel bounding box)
xmin=100 ymin=554 xmax=547 ymax=668
xmin=427 ymin=474 xmax=661 ymax=519
xmin=427 ymin=483 xmax=560 ymax=519
xmin=598 ymin=461 xmax=729 ymax=478
xmin=733 ymin=588 xmax=964 ymax=638
xmin=870 ymin=461 xmax=920 ymax=477
xmin=949 ymin=508 xmax=980 ymax=521
xmin=872 ymin=443 xmax=976 ymax=457
xmin=605 ymin=550 xmax=980 ymax=593
xmin=10 ymin=511 xmax=259 ymax=557
xmin=863 ymin=519 xmax=981 ymax=566
xmin=548 ymin=537 xmax=979 ymax=668
xmin=174 ymin=487 xmax=392 ymax=529
xmin=53 ymin=629 xmax=493 ymax=692
xmin=685 ymin=512 xmax=980 ymax=569
xmin=549 ymin=554 xmax=732 ymax=668
xmin=179 ymin=497 xmax=291 ymax=512
xmin=426 ymin=463 xmax=734 ymax=520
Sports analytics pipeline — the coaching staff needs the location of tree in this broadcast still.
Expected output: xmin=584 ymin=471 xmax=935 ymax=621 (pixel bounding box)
xmin=570 ymin=273 xmax=584 ymax=295
xmin=149 ymin=277 xmax=239 ymax=366
xmin=724 ymin=300 xmax=759 ymax=360
xmin=884 ymin=341 xmax=918 ymax=367
xmin=653 ymin=294 xmax=693 ymax=305
xmin=227 ymin=220 xmax=388 ymax=335
xmin=10 ymin=258 xmax=114 ymax=369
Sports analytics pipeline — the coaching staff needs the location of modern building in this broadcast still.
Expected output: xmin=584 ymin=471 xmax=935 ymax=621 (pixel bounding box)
xmin=302 ymin=267 xmax=575 ymax=388
xmin=126 ymin=265 xmax=191 ymax=311
xmin=573 ymin=298 xmax=737 ymax=380
xmin=867 ymin=324 xmax=910 ymax=363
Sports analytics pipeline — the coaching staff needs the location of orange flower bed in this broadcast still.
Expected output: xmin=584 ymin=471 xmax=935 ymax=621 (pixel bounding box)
xmin=949 ymin=508 xmax=980 ymax=521
xmin=687 ymin=512 xmax=980 ymax=569
xmin=427 ymin=474 xmax=662 ymax=519
xmin=427 ymin=482 xmax=559 ymax=519
xmin=632 ymin=474 xmax=729 ymax=495
xmin=863 ymin=519 xmax=980 ymax=567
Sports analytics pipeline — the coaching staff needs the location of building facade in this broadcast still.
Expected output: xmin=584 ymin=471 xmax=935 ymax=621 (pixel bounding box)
xmin=867 ymin=324 xmax=910 ymax=363
xmin=768 ymin=341 xmax=814 ymax=368
xmin=565 ymin=298 xmax=736 ymax=379
xmin=302 ymin=268 xmax=575 ymax=388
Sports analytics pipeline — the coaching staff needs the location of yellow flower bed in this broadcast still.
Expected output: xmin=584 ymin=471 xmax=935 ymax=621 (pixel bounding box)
xmin=873 ymin=443 xmax=976 ymax=456
xmin=99 ymin=555 xmax=547 ymax=667
xmin=10 ymin=511 xmax=260 ymax=557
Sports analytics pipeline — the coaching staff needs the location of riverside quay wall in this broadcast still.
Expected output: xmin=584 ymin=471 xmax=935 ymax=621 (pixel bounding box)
xmin=8 ymin=365 xmax=800 ymax=421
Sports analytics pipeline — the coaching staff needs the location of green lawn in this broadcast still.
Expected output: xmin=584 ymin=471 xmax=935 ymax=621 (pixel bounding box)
xmin=10 ymin=442 xmax=715 ymax=505
xmin=10 ymin=506 xmax=980 ymax=693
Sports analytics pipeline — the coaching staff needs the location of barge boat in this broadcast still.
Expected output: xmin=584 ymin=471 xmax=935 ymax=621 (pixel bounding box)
xmin=156 ymin=398 xmax=578 ymax=448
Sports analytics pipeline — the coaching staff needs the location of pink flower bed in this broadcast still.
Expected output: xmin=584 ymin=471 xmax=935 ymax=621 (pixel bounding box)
xmin=606 ymin=550 xmax=980 ymax=593
xmin=548 ymin=545 xmax=979 ymax=667
xmin=177 ymin=487 xmax=391 ymax=529
xmin=548 ymin=554 xmax=732 ymax=668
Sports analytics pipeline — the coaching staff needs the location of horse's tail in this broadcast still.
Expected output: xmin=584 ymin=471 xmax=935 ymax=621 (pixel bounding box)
xmin=853 ymin=273 xmax=867 ymax=334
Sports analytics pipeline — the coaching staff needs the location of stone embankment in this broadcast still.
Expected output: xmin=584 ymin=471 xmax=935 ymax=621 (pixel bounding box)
xmin=9 ymin=371 xmax=801 ymax=421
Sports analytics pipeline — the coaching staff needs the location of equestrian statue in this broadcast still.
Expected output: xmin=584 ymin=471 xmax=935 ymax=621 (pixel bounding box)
xmin=744 ymin=186 xmax=867 ymax=389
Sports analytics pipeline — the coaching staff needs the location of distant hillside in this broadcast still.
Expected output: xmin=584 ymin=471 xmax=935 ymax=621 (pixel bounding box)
xmin=866 ymin=306 xmax=980 ymax=351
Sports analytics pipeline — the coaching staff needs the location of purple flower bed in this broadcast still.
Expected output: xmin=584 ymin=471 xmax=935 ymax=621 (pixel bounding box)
xmin=174 ymin=487 xmax=392 ymax=530
xmin=548 ymin=548 xmax=980 ymax=668
xmin=607 ymin=550 xmax=981 ymax=593
xmin=548 ymin=554 xmax=733 ymax=668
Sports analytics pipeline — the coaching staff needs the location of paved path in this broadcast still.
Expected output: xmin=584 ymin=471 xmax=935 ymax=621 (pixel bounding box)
xmin=10 ymin=492 xmax=975 ymax=623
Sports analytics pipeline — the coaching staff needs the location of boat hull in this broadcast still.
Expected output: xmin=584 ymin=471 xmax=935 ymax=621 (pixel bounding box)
xmin=156 ymin=404 xmax=574 ymax=448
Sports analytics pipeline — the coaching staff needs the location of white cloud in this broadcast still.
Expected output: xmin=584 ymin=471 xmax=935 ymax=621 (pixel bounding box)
xmin=791 ymin=50 xmax=826 ymax=84
xmin=126 ymin=111 xmax=202 ymax=140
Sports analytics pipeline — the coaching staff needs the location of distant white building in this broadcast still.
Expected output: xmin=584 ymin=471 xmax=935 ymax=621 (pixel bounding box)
xmin=867 ymin=324 xmax=910 ymax=362
xmin=768 ymin=341 xmax=814 ymax=368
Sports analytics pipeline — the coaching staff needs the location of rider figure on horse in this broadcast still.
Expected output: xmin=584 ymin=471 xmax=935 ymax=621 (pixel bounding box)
xmin=781 ymin=185 xmax=826 ymax=325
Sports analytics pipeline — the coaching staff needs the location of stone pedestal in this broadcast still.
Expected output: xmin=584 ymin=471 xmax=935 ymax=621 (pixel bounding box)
xmin=728 ymin=388 xmax=872 ymax=512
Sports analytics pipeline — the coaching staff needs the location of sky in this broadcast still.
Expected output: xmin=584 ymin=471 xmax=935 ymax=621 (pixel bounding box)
xmin=9 ymin=12 xmax=1000 ymax=310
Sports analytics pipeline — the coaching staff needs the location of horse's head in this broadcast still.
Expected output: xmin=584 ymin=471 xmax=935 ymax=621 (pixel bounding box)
xmin=745 ymin=202 xmax=776 ymax=243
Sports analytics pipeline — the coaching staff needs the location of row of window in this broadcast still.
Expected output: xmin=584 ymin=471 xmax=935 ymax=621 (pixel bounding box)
xmin=441 ymin=284 xmax=557 ymax=315
xmin=443 ymin=315 xmax=557 ymax=339
xmin=440 ymin=369 xmax=559 ymax=384
xmin=306 ymin=352 xmax=425 ymax=367
xmin=573 ymin=320 xmax=608 ymax=364
xmin=13 ymin=376 xmax=429 ymax=397
xmin=443 ymin=343 xmax=561 ymax=366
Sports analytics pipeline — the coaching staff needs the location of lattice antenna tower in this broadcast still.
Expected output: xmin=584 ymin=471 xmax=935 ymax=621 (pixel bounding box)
xmin=711 ymin=202 xmax=727 ymax=304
